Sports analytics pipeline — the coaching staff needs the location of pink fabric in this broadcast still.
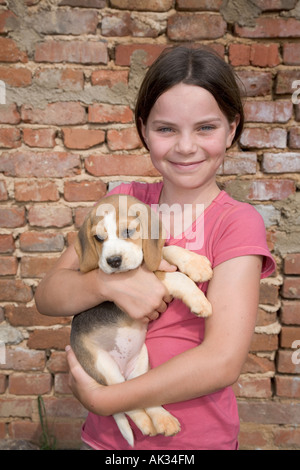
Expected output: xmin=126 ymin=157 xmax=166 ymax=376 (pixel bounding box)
xmin=81 ymin=182 xmax=275 ymax=450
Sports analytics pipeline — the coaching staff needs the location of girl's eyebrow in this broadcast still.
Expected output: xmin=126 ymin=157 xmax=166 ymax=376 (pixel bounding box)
xmin=151 ymin=117 xmax=222 ymax=126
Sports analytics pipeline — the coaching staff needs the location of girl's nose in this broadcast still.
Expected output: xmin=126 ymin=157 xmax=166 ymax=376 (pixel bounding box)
xmin=175 ymin=133 xmax=197 ymax=155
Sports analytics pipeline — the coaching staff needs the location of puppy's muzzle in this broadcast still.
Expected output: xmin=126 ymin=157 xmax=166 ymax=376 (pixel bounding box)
xmin=106 ymin=255 xmax=122 ymax=269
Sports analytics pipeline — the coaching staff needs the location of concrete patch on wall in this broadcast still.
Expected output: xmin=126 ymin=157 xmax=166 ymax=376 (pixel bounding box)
xmin=220 ymin=0 xmax=261 ymax=26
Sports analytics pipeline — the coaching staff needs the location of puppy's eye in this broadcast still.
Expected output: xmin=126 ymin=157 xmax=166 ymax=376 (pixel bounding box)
xmin=121 ymin=228 xmax=135 ymax=239
xmin=94 ymin=234 xmax=105 ymax=243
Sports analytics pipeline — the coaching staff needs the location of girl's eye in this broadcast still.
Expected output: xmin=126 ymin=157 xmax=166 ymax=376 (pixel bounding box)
xmin=94 ymin=234 xmax=106 ymax=243
xmin=157 ymin=127 xmax=174 ymax=133
xmin=198 ymin=125 xmax=215 ymax=132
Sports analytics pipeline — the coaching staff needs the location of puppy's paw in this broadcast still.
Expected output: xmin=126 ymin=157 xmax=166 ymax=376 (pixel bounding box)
xmin=183 ymin=255 xmax=213 ymax=283
xmin=146 ymin=407 xmax=181 ymax=437
xmin=189 ymin=296 xmax=212 ymax=318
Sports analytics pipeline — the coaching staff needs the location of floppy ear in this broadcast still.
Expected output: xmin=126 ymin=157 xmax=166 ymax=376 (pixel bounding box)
xmin=140 ymin=204 xmax=166 ymax=272
xmin=74 ymin=213 xmax=99 ymax=273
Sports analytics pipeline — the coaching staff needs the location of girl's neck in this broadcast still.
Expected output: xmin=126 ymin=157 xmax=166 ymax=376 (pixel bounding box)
xmin=159 ymin=182 xmax=221 ymax=210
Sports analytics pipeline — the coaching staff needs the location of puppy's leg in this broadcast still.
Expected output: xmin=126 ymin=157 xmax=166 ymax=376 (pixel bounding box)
xmin=162 ymin=245 xmax=213 ymax=282
xmin=126 ymin=344 xmax=181 ymax=437
xmin=156 ymin=271 xmax=212 ymax=317
xmin=95 ymin=349 xmax=156 ymax=446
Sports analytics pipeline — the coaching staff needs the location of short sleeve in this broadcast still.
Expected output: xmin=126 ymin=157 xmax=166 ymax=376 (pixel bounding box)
xmin=212 ymin=203 xmax=275 ymax=279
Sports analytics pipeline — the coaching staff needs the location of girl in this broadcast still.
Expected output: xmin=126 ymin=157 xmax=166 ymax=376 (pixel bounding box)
xmin=35 ymin=46 xmax=275 ymax=450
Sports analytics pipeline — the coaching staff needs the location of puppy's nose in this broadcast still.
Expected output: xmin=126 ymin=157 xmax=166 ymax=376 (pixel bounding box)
xmin=106 ymin=255 xmax=122 ymax=269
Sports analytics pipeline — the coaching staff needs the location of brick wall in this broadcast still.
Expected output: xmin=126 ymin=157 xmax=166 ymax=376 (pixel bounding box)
xmin=0 ymin=0 xmax=299 ymax=450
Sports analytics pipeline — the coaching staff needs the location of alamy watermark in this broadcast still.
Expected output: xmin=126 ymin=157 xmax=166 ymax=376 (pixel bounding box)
xmin=95 ymin=200 xmax=205 ymax=250
xmin=292 ymin=80 xmax=300 ymax=105
xmin=0 ymin=341 xmax=5 ymax=365
xmin=0 ymin=80 xmax=6 ymax=104
xmin=291 ymin=340 xmax=300 ymax=365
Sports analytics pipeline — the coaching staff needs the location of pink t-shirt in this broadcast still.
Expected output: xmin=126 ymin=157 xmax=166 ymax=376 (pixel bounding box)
xmin=81 ymin=182 xmax=275 ymax=450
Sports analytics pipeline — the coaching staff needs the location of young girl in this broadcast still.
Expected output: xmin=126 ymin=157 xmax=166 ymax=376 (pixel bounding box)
xmin=35 ymin=46 xmax=275 ymax=450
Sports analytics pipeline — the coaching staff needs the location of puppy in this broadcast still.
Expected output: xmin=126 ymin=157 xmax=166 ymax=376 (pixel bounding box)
xmin=70 ymin=194 xmax=212 ymax=447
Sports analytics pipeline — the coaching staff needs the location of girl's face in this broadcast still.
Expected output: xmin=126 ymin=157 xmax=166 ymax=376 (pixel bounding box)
xmin=141 ymin=83 xmax=239 ymax=195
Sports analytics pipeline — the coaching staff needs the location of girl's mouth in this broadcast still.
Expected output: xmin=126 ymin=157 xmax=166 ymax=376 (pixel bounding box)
xmin=170 ymin=161 xmax=205 ymax=171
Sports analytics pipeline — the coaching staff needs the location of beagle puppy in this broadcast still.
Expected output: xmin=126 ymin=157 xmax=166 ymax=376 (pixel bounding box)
xmin=71 ymin=194 xmax=212 ymax=447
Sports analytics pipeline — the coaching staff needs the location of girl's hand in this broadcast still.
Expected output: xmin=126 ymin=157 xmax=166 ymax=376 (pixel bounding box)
xmin=103 ymin=260 xmax=176 ymax=323
xmin=66 ymin=346 xmax=109 ymax=415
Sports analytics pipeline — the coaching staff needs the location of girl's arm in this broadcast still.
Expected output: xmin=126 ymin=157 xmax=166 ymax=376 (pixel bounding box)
xmin=35 ymin=245 xmax=173 ymax=319
xmin=66 ymin=255 xmax=262 ymax=415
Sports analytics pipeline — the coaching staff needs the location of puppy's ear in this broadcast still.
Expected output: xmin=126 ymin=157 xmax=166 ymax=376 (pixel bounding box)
xmin=140 ymin=205 xmax=166 ymax=272
xmin=74 ymin=213 xmax=99 ymax=273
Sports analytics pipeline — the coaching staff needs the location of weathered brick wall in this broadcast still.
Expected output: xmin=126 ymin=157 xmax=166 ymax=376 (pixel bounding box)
xmin=0 ymin=0 xmax=299 ymax=450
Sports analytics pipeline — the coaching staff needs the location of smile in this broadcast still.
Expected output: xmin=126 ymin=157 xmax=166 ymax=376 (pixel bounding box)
xmin=170 ymin=161 xmax=205 ymax=171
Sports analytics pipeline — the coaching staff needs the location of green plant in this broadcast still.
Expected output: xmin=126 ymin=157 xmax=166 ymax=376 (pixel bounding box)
xmin=37 ymin=395 xmax=57 ymax=450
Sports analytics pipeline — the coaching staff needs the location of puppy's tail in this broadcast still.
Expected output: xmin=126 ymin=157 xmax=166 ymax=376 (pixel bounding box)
xmin=113 ymin=413 xmax=134 ymax=447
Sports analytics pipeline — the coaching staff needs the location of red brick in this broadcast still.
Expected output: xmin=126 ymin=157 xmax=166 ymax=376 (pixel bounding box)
xmin=35 ymin=40 xmax=108 ymax=64
xmin=102 ymin=11 xmax=161 ymax=38
xmin=0 ymin=279 xmax=32 ymax=302
xmin=0 ymin=398 xmax=32 ymax=418
xmin=28 ymin=205 xmax=73 ymax=228
xmin=0 ymin=256 xmax=18 ymax=276
xmin=0 ymin=10 xmax=18 ymax=33
xmin=0 ymin=180 xmax=7 ymax=200
xmin=273 ymin=427 xmax=300 ymax=448
xmin=177 ymin=0 xmax=223 ymax=9
xmin=250 ymin=43 xmax=280 ymax=67
xmin=229 ymin=44 xmax=250 ymax=66
xmin=276 ymin=70 xmax=300 ymax=94
xmin=250 ymin=332 xmax=278 ymax=352
xmin=259 ymin=282 xmax=279 ymax=305
xmin=242 ymin=353 xmax=275 ymax=375
xmin=115 ymin=44 xmax=166 ymax=66
xmin=64 ymin=179 xmax=107 ymax=202
xmin=277 ymin=350 xmax=300 ymax=374
xmin=289 ymin=128 xmax=300 ymax=149
xmin=167 ymin=13 xmax=226 ymax=40
xmin=9 ymin=373 xmax=52 ymax=395
xmin=284 ymin=254 xmax=300 ymax=275
xmin=62 ymin=128 xmax=105 ymax=149
xmin=88 ymin=103 xmax=133 ymax=123
xmin=0 ymin=127 xmax=21 ymax=148
xmin=23 ymin=128 xmax=56 ymax=148
xmin=233 ymin=376 xmax=272 ymax=398
xmin=276 ymin=376 xmax=300 ymax=398
xmin=27 ymin=327 xmax=71 ymax=350
xmin=91 ymin=69 xmax=128 ymax=87
xmin=281 ymin=301 xmax=300 ymax=325
xmin=0 ymin=104 xmax=20 ymax=124
xmin=40 ymin=396 xmax=87 ymax=419
xmin=35 ymin=67 xmax=84 ymax=91
xmin=0 ymin=374 xmax=6 ymax=393
xmin=262 ymin=153 xmax=300 ymax=173
xmin=0 ymin=151 xmax=80 ymax=177
xmin=237 ymin=71 xmax=272 ymax=97
xmin=235 ymin=17 xmax=300 ymax=38
xmin=20 ymin=256 xmax=59 ymax=278
xmin=60 ymin=0 xmax=105 ymax=6
xmin=0 ymin=37 xmax=27 ymax=63
xmin=85 ymin=153 xmax=160 ymax=177
xmin=47 ymin=351 xmax=68 ymax=374
xmin=283 ymin=43 xmax=300 ymax=65
xmin=240 ymin=128 xmax=286 ymax=149
xmin=110 ymin=0 xmax=173 ymax=10
xmin=107 ymin=127 xmax=142 ymax=151
xmin=0 ymin=66 xmax=32 ymax=86
xmin=281 ymin=326 xmax=300 ymax=347
xmin=0 ymin=206 xmax=25 ymax=228
xmin=21 ymin=102 xmax=86 ymax=125
xmin=31 ymin=9 xmax=98 ymax=35
xmin=19 ymin=232 xmax=64 ymax=253
xmin=54 ymin=373 xmax=71 ymax=394
xmin=74 ymin=206 xmax=92 ymax=228
xmin=238 ymin=400 xmax=300 ymax=425
xmin=0 ymin=234 xmax=14 ymax=253
xmin=5 ymin=304 xmax=70 ymax=327
xmin=0 ymin=347 xmax=45 ymax=371
xmin=248 ymin=179 xmax=295 ymax=201
xmin=15 ymin=180 xmax=59 ymax=202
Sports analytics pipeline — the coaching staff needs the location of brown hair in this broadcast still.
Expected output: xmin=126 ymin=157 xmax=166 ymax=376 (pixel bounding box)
xmin=135 ymin=45 xmax=244 ymax=150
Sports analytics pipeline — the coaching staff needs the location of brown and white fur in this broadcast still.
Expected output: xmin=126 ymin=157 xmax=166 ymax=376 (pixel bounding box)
xmin=70 ymin=194 xmax=213 ymax=447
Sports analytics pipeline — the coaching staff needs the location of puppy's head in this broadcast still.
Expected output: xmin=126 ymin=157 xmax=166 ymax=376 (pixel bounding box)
xmin=75 ymin=194 xmax=165 ymax=274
